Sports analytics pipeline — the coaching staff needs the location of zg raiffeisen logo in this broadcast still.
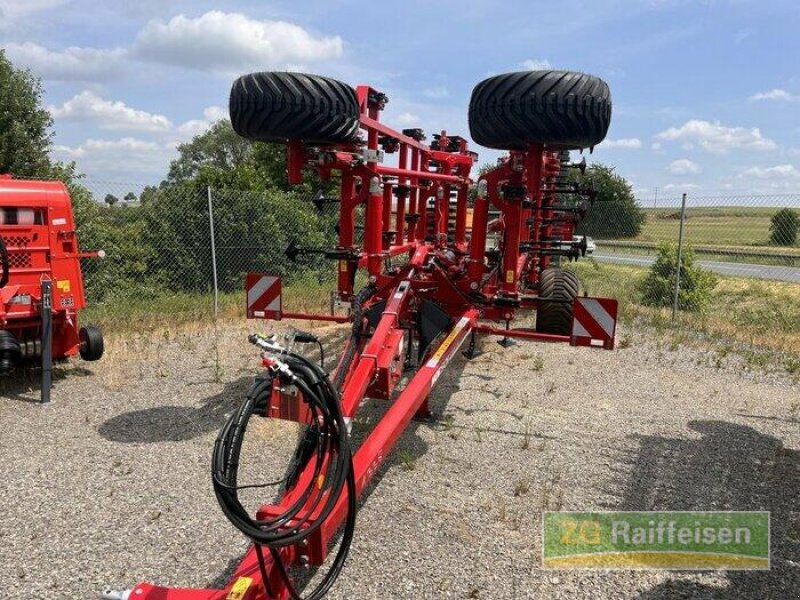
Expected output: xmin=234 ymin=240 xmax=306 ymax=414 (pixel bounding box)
xmin=543 ymin=511 xmax=770 ymax=569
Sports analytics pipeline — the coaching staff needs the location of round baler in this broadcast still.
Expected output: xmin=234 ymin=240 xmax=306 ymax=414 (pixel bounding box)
xmin=0 ymin=174 xmax=103 ymax=376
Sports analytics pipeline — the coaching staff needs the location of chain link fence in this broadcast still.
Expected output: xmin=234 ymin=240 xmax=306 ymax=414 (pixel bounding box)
xmin=580 ymin=193 xmax=800 ymax=276
xmin=34 ymin=179 xmax=796 ymax=348
xmin=69 ymin=180 xmax=349 ymax=323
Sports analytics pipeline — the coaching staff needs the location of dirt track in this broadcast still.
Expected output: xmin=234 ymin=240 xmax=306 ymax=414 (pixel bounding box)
xmin=1 ymin=318 xmax=798 ymax=599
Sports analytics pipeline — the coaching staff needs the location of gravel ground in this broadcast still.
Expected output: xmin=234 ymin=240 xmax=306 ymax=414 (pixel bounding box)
xmin=1 ymin=317 xmax=798 ymax=600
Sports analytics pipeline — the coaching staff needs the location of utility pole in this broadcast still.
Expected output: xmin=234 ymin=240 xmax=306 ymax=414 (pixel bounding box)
xmin=653 ymin=187 xmax=658 ymax=210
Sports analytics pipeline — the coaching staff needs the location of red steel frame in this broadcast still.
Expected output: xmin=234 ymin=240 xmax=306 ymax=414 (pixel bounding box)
xmin=122 ymin=83 xmax=613 ymax=600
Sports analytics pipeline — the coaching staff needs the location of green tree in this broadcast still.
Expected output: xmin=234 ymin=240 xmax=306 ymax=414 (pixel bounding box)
xmin=142 ymin=120 xmax=340 ymax=293
xmin=570 ymin=164 xmax=645 ymax=239
xmin=124 ymin=191 xmax=137 ymax=203
xmin=769 ymin=208 xmax=799 ymax=246
xmin=0 ymin=48 xmax=68 ymax=178
xmin=167 ymin=119 xmax=335 ymax=195
xmin=104 ymin=193 xmax=119 ymax=207
xmin=638 ymin=243 xmax=718 ymax=312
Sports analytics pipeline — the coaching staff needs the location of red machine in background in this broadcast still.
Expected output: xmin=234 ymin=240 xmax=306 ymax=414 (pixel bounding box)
xmin=104 ymin=70 xmax=615 ymax=600
xmin=0 ymin=175 xmax=104 ymax=378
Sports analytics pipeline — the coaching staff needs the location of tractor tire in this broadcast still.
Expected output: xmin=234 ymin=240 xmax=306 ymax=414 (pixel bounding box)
xmin=468 ymin=70 xmax=612 ymax=150
xmin=79 ymin=325 xmax=104 ymax=362
xmin=535 ymin=268 xmax=580 ymax=335
xmin=229 ymin=72 xmax=360 ymax=144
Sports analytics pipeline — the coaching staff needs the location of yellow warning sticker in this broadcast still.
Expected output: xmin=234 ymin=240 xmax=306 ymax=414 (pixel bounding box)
xmin=226 ymin=577 xmax=253 ymax=600
xmin=425 ymin=316 xmax=470 ymax=368
xmin=57 ymin=280 xmax=71 ymax=293
xmin=339 ymin=260 xmax=348 ymax=272
xmin=506 ymin=270 xmax=515 ymax=284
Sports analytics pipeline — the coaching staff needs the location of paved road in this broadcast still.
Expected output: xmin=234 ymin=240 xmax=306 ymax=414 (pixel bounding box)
xmin=592 ymin=252 xmax=800 ymax=283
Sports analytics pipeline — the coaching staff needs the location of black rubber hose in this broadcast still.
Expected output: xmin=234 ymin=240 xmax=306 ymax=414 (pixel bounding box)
xmin=0 ymin=235 xmax=9 ymax=289
xmin=332 ymin=283 xmax=376 ymax=391
xmin=212 ymin=351 xmax=356 ymax=600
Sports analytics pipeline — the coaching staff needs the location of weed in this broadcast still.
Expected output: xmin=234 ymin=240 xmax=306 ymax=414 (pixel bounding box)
xmin=532 ymin=355 xmax=545 ymax=371
xmin=785 ymin=357 xmax=800 ymax=375
xmin=397 ymin=449 xmax=416 ymax=471
xmin=513 ymin=479 xmax=531 ymax=497
xmin=521 ymin=419 xmax=532 ymax=450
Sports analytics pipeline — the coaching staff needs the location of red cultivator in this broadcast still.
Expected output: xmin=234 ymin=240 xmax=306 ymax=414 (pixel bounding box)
xmin=104 ymin=70 xmax=616 ymax=600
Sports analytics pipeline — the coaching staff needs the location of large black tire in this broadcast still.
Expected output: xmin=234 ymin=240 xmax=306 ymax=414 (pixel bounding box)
xmin=229 ymin=72 xmax=360 ymax=144
xmin=79 ymin=325 xmax=104 ymax=362
xmin=535 ymin=268 xmax=580 ymax=335
xmin=468 ymin=70 xmax=611 ymax=150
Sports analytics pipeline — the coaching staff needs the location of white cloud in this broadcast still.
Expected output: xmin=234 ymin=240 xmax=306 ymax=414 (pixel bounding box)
xmin=749 ymin=88 xmax=800 ymax=102
xmin=666 ymin=158 xmax=700 ymax=175
xmin=134 ymin=11 xmax=343 ymax=72
xmin=4 ymin=42 xmax=126 ymax=81
xmin=651 ymin=142 xmax=662 ymax=151
xmin=49 ymin=91 xmax=172 ymax=132
xmin=520 ymin=59 xmax=552 ymax=70
xmin=397 ymin=112 xmax=421 ymax=126
xmin=739 ymin=164 xmax=800 ymax=179
xmin=0 ymin=0 xmax=68 ymax=19
xmin=663 ymin=183 xmax=701 ymax=192
xmin=422 ymin=86 xmax=448 ymax=99
xmin=176 ymin=105 xmax=228 ymax=138
xmin=53 ymin=138 xmax=175 ymax=174
xmin=602 ymin=138 xmax=642 ymax=149
xmin=655 ymin=119 xmax=777 ymax=154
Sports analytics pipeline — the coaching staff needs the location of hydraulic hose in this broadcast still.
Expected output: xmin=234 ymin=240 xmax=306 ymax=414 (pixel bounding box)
xmin=332 ymin=283 xmax=376 ymax=391
xmin=212 ymin=350 xmax=356 ymax=600
xmin=0 ymin=235 xmax=9 ymax=289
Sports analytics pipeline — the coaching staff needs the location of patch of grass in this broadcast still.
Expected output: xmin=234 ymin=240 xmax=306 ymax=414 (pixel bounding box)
xmin=82 ymin=276 xmax=336 ymax=335
xmin=531 ymin=355 xmax=545 ymax=371
xmin=397 ymin=449 xmax=416 ymax=471
xmin=570 ymin=262 xmax=800 ymax=358
xmin=639 ymin=206 xmax=799 ymax=248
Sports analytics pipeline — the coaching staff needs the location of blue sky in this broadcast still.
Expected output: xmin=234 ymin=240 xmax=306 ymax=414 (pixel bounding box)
xmin=1 ymin=0 xmax=798 ymax=200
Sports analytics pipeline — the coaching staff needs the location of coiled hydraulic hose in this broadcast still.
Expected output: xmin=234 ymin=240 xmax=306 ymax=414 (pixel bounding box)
xmin=212 ymin=349 xmax=356 ymax=600
xmin=0 ymin=235 xmax=9 ymax=289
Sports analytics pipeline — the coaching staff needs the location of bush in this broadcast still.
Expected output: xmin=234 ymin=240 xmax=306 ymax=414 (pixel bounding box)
xmin=638 ymin=242 xmax=717 ymax=312
xmin=769 ymin=208 xmax=799 ymax=246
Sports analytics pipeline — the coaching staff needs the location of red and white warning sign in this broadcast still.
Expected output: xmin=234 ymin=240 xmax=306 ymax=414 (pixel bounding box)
xmin=570 ymin=296 xmax=618 ymax=350
xmin=245 ymin=273 xmax=282 ymax=319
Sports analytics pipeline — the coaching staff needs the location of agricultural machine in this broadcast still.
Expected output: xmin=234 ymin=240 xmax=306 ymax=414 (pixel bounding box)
xmin=103 ymin=69 xmax=616 ymax=600
xmin=0 ymin=175 xmax=104 ymax=390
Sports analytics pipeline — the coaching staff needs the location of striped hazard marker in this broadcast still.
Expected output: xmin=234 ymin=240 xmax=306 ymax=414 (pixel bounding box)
xmin=570 ymin=297 xmax=618 ymax=350
xmin=245 ymin=273 xmax=282 ymax=319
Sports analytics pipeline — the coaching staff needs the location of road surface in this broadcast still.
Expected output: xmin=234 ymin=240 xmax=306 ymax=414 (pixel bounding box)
xmin=592 ymin=252 xmax=800 ymax=283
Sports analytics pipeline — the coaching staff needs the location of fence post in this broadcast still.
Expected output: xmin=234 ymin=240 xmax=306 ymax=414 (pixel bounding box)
xmin=672 ymin=192 xmax=687 ymax=322
xmin=207 ymin=186 xmax=220 ymax=318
